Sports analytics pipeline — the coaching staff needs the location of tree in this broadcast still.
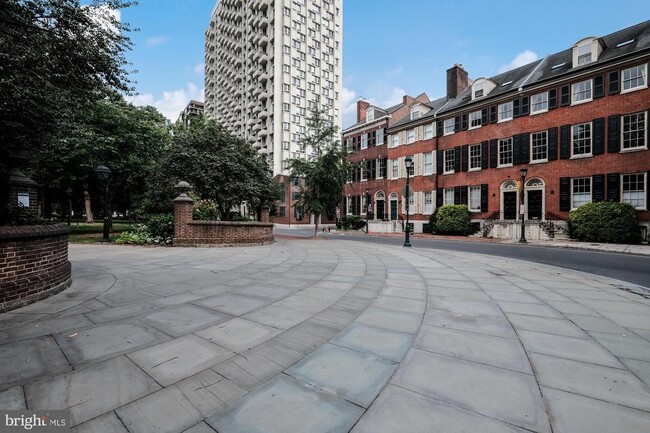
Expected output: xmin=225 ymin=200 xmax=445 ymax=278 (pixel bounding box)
xmin=143 ymin=119 xmax=280 ymax=219
xmin=30 ymin=95 xmax=170 ymax=221
xmin=289 ymin=109 xmax=350 ymax=236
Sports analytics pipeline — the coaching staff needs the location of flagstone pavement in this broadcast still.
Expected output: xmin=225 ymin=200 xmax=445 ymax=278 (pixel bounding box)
xmin=1 ymin=240 xmax=650 ymax=433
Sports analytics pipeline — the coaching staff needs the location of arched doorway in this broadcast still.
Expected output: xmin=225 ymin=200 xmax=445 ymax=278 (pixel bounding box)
xmin=500 ymin=180 xmax=519 ymax=220
xmin=389 ymin=193 xmax=398 ymax=221
xmin=525 ymin=178 xmax=545 ymax=220
xmin=375 ymin=191 xmax=385 ymax=220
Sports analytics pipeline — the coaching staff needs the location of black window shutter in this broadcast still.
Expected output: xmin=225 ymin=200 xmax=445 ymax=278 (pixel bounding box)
xmin=560 ymin=177 xmax=571 ymax=211
xmin=454 ymin=116 xmax=460 ymax=132
xmin=382 ymin=128 xmax=387 ymax=144
xmin=593 ymin=174 xmax=605 ymax=202
xmin=371 ymin=160 xmax=377 ymax=180
xmin=489 ymin=139 xmax=498 ymax=168
xmin=461 ymin=114 xmax=468 ymax=130
xmin=481 ymin=141 xmax=488 ymax=169
xmin=520 ymin=133 xmax=530 ymax=163
xmin=608 ymin=71 xmax=620 ymax=95
xmin=560 ymin=85 xmax=570 ymax=106
xmin=436 ymin=150 xmax=443 ymax=173
xmin=513 ymin=98 xmax=521 ymax=117
xmin=436 ymin=188 xmax=443 ymax=207
xmin=548 ymin=127 xmax=558 ymax=161
xmin=461 ymin=145 xmax=469 ymax=172
xmin=513 ymin=134 xmax=522 ymax=164
xmin=436 ymin=121 xmax=443 ymax=137
xmin=607 ymin=115 xmax=620 ymax=153
xmin=593 ymin=117 xmax=604 ymax=155
xmin=594 ymin=76 xmax=604 ymax=99
xmin=454 ymin=186 xmax=462 ymax=205
xmin=481 ymin=108 xmax=488 ymax=125
xmin=454 ymin=146 xmax=461 ymax=173
xmin=460 ymin=186 xmax=468 ymax=206
xmin=489 ymin=105 xmax=497 ymax=123
xmin=607 ymin=173 xmax=620 ymax=202
xmin=480 ymin=184 xmax=488 ymax=212
xmin=520 ymin=96 xmax=529 ymax=115
xmin=548 ymin=88 xmax=558 ymax=110
xmin=560 ymin=125 xmax=571 ymax=159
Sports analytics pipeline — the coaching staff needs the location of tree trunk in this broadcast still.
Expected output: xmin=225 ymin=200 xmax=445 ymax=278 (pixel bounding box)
xmin=84 ymin=189 xmax=94 ymax=223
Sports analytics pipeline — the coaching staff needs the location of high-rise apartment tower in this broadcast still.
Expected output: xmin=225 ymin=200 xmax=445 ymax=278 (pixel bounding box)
xmin=205 ymin=0 xmax=343 ymax=176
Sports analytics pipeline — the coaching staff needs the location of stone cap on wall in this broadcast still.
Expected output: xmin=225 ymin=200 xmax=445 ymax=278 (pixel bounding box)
xmin=0 ymin=223 xmax=69 ymax=240
xmin=188 ymin=220 xmax=274 ymax=227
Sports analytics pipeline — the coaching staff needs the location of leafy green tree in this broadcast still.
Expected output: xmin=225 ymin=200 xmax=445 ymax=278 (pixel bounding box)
xmin=0 ymin=0 xmax=135 ymax=156
xmin=143 ymin=119 xmax=280 ymax=220
xmin=30 ymin=95 xmax=170 ymax=221
xmin=289 ymin=109 xmax=351 ymax=236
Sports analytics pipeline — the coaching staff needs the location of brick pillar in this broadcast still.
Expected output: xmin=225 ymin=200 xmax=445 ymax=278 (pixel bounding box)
xmin=260 ymin=205 xmax=270 ymax=223
xmin=173 ymin=181 xmax=193 ymax=243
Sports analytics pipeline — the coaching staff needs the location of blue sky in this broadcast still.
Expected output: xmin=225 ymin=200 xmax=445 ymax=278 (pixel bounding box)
xmin=120 ymin=0 xmax=649 ymax=125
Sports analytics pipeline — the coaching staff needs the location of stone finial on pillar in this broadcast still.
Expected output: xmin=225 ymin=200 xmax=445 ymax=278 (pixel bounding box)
xmin=260 ymin=205 xmax=270 ymax=223
xmin=173 ymin=181 xmax=193 ymax=242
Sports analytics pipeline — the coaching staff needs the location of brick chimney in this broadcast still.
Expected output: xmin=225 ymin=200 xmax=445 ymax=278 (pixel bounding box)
xmin=446 ymin=64 xmax=469 ymax=99
xmin=357 ymin=99 xmax=370 ymax=122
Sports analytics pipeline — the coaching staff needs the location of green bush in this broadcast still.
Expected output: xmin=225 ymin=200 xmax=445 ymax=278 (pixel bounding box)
xmin=428 ymin=208 xmax=439 ymax=233
xmin=433 ymin=205 xmax=474 ymax=235
xmin=193 ymin=199 xmax=220 ymax=221
xmin=336 ymin=215 xmax=365 ymax=230
xmin=146 ymin=213 xmax=174 ymax=242
xmin=570 ymin=201 xmax=640 ymax=244
xmin=0 ymin=204 xmax=45 ymax=226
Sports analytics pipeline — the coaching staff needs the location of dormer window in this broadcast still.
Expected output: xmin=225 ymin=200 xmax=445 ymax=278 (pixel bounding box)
xmin=474 ymin=82 xmax=484 ymax=98
xmin=572 ymin=37 xmax=601 ymax=68
xmin=577 ymin=43 xmax=592 ymax=65
xmin=410 ymin=106 xmax=420 ymax=120
xmin=366 ymin=108 xmax=374 ymax=122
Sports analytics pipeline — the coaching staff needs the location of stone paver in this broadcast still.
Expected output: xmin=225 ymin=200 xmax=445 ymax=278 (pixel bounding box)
xmin=0 ymin=240 xmax=649 ymax=433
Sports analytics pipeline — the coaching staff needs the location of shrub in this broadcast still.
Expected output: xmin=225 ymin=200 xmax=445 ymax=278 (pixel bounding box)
xmin=0 ymin=204 xmax=45 ymax=226
xmin=336 ymin=215 xmax=365 ymax=230
xmin=433 ymin=205 xmax=474 ymax=235
xmin=146 ymin=213 xmax=174 ymax=242
xmin=193 ymin=199 xmax=220 ymax=221
xmin=570 ymin=201 xmax=640 ymax=244
xmin=428 ymin=208 xmax=439 ymax=233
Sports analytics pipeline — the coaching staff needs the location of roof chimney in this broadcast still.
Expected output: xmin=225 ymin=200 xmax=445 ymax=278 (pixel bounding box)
xmin=447 ymin=64 xmax=469 ymax=99
xmin=356 ymin=99 xmax=370 ymax=123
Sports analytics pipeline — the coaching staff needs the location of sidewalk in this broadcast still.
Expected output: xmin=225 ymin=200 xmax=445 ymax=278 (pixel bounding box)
xmin=1 ymin=240 xmax=649 ymax=432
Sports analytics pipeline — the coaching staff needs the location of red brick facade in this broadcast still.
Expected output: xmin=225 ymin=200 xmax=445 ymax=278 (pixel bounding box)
xmin=173 ymin=193 xmax=274 ymax=246
xmin=0 ymin=224 xmax=71 ymax=312
xmin=343 ymin=25 xmax=650 ymax=239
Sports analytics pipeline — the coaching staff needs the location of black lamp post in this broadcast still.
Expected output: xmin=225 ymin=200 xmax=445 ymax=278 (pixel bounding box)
xmin=96 ymin=165 xmax=112 ymax=243
xmin=404 ymin=157 xmax=413 ymax=247
xmin=365 ymin=188 xmax=370 ymax=234
xmin=519 ymin=167 xmax=528 ymax=243
xmin=66 ymin=187 xmax=73 ymax=226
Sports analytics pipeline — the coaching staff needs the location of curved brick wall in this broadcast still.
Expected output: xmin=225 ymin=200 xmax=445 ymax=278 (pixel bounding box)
xmin=0 ymin=224 xmax=71 ymax=312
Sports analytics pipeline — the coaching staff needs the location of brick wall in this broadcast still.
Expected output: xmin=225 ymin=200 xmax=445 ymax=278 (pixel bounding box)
xmin=173 ymin=192 xmax=274 ymax=246
xmin=0 ymin=224 xmax=71 ymax=312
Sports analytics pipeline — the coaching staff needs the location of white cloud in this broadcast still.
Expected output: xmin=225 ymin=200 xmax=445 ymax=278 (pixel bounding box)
xmin=126 ymin=82 xmax=204 ymax=121
xmin=341 ymin=87 xmax=357 ymax=127
xmin=193 ymin=63 xmax=205 ymax=75
xmin=499 ymin=50 xmax=538 ymax=73
xmin=146 ymin=36 xmax=170 ymax=46
xmin=385 ymin=67 xmax=403 ymax=78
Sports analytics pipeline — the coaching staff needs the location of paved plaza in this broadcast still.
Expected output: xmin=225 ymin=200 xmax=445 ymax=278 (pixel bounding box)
xmin=1 ymin=240 xmax=650 ymax=433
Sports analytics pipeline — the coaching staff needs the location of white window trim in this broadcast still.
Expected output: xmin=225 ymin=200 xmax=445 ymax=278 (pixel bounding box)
xmin=468 ymin=144 xmax=482 ymax=171
xmin=620 ymin=64 xmax=648 ymax=94
xmin=443 ymin=119 xmax=455 ymax=136
xmin=406 ymin=129 xmax=415 ymax=144
xmin=423 ymin=191 xmax=433 ymax=215
xmin=571 ymin=79 xmax=593 ymax=105
xmin=423 ymin=152 xmax=434 ymax=176
xmin=571 ymin=177 xmax=592 ymax=210
xmin=497 ymin=138 xmax=513 ymax=168
xmin=423 ymin=124 xmax=434 ymax=140
xmin=530 ymin=131 xmax=549 ymax=164
xmin=530 ymin=92 xmax=549 ymax=115
xmin=497 ymin=102 xmax=513 ymax=123
xmin=468 ymin=110 xmax=482 ymax=130
xmin=570 ymin=122 xmax=593 ymax=159
xmin=620 ymin=111 xmax=648 ymax=152
xmin=621 ymin=172 xmax=647 ymax=210
xmin=468 ymin=186 xmax=482 ymax=213
xmin=443 ymin=150 xmax=455 ymax=175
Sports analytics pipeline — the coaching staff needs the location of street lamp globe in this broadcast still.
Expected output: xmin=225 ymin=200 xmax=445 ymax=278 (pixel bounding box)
xmin=95 ymin=165 xmax=113 ymax=184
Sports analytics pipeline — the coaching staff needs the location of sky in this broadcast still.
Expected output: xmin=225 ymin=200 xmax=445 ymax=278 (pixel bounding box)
xmin=119 ymin=0 xmax=650 ymax=126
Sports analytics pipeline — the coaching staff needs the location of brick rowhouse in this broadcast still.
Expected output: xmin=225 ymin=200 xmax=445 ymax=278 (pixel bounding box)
xmin=342 ymin=20 xmax=650 ymax=240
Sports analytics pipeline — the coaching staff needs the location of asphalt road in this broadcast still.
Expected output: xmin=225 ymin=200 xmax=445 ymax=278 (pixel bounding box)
xmin=275 ymin=228 xmax=650 ymax=289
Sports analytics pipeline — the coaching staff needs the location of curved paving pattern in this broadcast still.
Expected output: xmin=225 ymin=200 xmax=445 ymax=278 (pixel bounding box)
xmin=0 ymin=241 xmax=649 ymax=433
